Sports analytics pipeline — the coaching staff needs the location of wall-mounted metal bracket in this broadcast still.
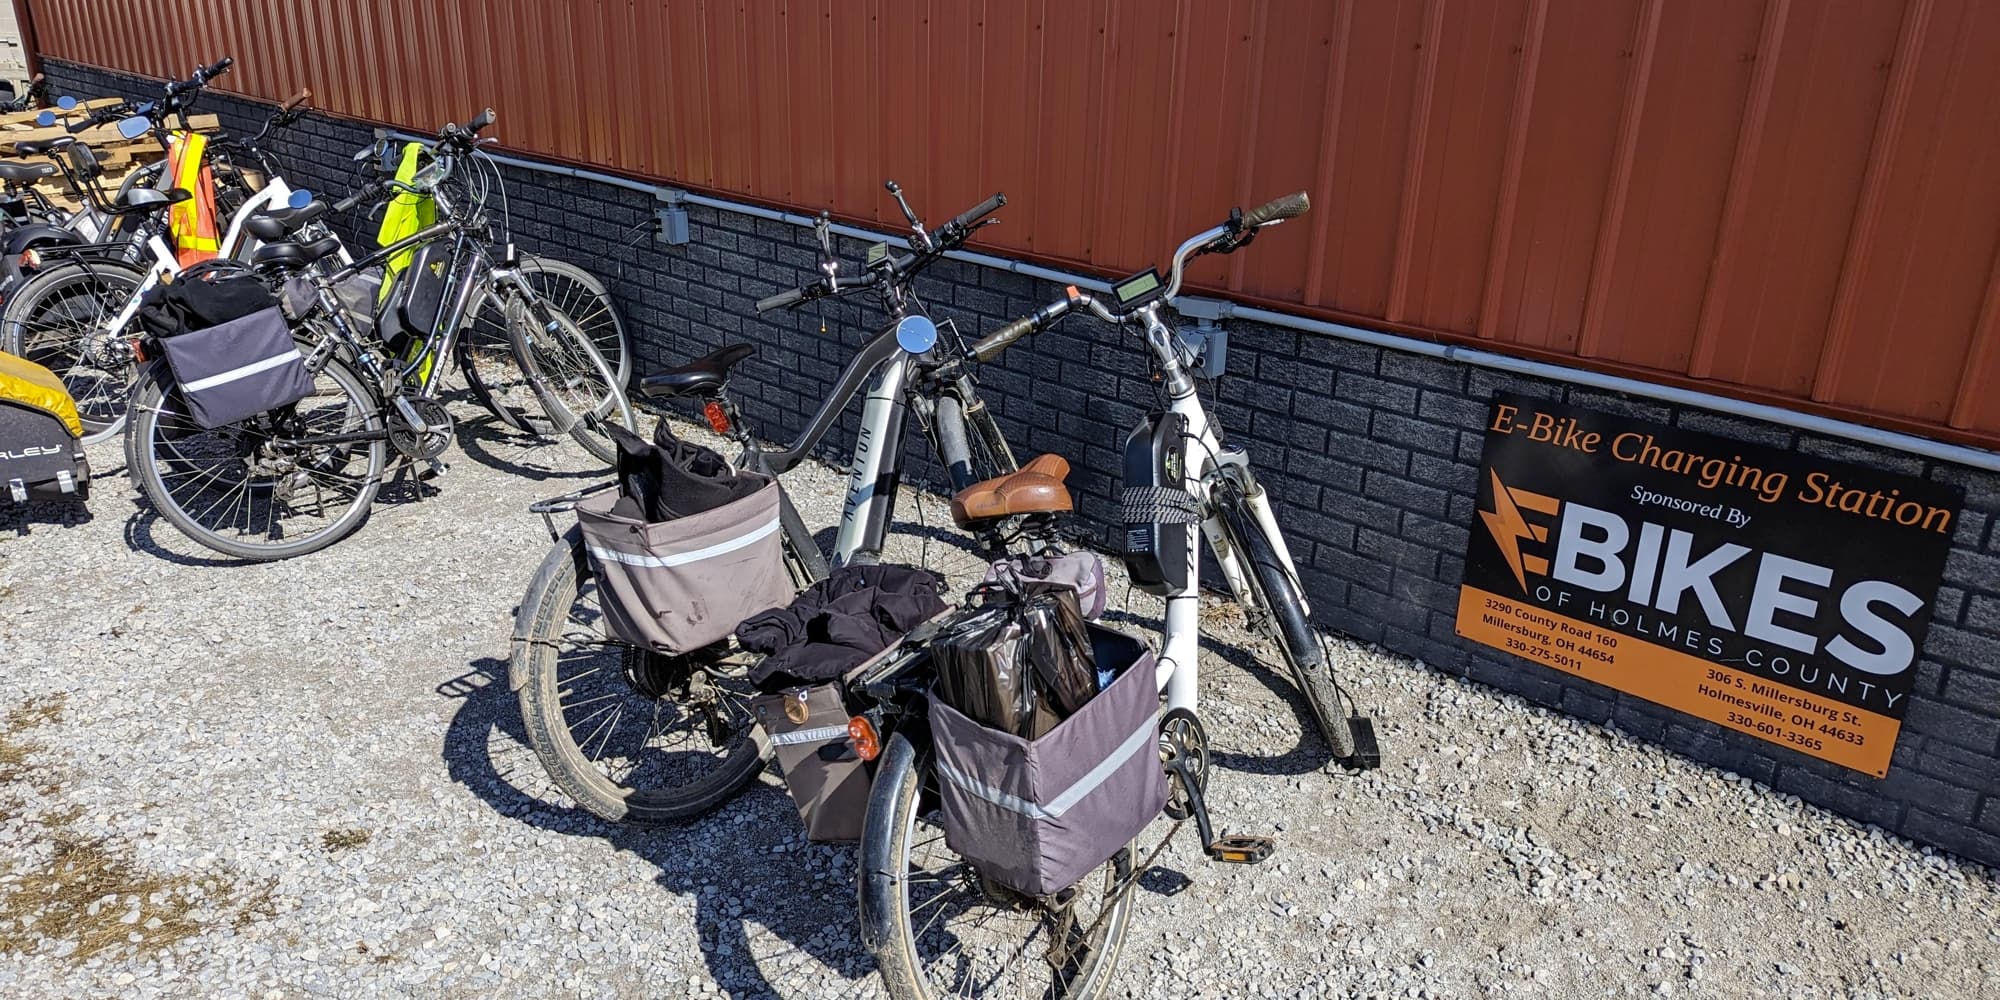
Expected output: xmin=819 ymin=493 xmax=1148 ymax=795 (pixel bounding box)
xmin=656 ymin=188 xmax=691 ymax=245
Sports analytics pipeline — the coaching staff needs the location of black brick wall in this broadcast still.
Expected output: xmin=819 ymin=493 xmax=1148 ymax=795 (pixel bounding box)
xmin=44 ymin=60 xmax=2000 ymax=867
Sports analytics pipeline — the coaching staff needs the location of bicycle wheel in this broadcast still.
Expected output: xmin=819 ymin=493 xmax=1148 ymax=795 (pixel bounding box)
xmin=127 ymin=345 xmax=385 ymax=561
xmin=1219 ymin=498 xmax=1356 ymax=760
xmin=1 ymin=260 xmax=146 ymax=443
xmin=504 ymin=288 xmax=636 ymax=463
xmin=859 ymin=733 xmax=1134 ymax=1000
xmin=460 ymin=256 xmax=628 ymax=432
xmin=511 ymin=527 xmax=766 ymax=824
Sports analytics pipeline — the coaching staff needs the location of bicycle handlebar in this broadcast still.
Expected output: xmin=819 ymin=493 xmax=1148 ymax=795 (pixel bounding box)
xmin=1241 ymin=191 xmax=1308 ymax=229
xmin=280 ymin=89 xmax=311 ymax=113
xmin=944 ymin=192 xmax=1005 ymax=236
xmin=755 ymin=287 xmax=807 ymax=313
xmin=197 ymin=57 xmax=234 ymax=84
xmin=971 ymin=292 xmax=1077 ymax=362
xmin=333 ymin=181 xmax=379 ymax=215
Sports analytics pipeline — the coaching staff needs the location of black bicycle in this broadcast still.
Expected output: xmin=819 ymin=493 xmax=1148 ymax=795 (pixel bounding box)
xmin=508 ymin=183 xmax=1056 ymax=825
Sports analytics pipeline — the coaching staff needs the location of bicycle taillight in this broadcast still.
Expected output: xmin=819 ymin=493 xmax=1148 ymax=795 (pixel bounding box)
xmin=847 ymin=716 xmax=881 ymax=762
xmin=703 ymin=399 xmax=731 ymax=435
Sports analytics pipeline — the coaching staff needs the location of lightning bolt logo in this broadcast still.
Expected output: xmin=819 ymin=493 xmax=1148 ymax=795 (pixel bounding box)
xmin=1478 ymin=469 xmax=1558 ymax=592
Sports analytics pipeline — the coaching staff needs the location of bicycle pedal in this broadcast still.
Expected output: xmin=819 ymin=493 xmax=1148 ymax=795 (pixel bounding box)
xmin=1205 ymin=834 xmax=1275 ymax=865
xmin=419 ymin=459 xmax=450 ymax=482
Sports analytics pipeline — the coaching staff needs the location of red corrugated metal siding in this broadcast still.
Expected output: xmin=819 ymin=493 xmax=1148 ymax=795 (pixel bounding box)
xmin=24 ymin=0 xmax=2000 ymax=448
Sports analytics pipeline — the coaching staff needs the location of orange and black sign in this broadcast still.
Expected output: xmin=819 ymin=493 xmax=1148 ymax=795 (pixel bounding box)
xmin=1456 ymin=393 xmax=1964 ymax=776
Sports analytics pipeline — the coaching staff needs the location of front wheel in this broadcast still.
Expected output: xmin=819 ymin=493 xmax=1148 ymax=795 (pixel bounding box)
xmin=511 ymin=527 xmax=767 ymax=825
xmin=859 ymin=732 xmax=1134 ymax=1000
xmin=504 ymin=290 xmax=635 ymax=463
xmin=1220 ymin=499 xmax=1357 ymax=761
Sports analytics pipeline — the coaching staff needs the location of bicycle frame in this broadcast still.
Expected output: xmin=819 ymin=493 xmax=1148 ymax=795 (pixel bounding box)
xmin=737 ymin=323 xmax=915 ymax=567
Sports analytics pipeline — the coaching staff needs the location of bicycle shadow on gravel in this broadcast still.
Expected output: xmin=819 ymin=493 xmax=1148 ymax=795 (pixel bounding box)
xmin=449 ymin=412 xmax=607 ymax=481
xmin=438 ymin=655 xmax=880 ymax=999
xmin=114 ymin=472 xmax=441 ymax=566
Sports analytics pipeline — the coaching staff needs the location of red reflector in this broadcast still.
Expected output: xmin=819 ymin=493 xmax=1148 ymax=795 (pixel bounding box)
xmin=129 ymin=339 xmax=147 ymax=363
xmin=703 ymin=400 xmax=731 ymax=435
xmin=847 ymin=716 xmax=880 ymax=762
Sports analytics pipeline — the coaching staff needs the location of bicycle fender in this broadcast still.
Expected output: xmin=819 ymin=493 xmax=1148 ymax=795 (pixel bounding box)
xmin=4 ymin=223 xmax=87 ymax=256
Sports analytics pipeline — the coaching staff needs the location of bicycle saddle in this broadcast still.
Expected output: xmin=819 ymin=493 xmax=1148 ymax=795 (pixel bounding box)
xmin=640 ymin=343 xmax=755 ymax=398
xmin=244 ymin=200 xmax=328 ymax=242
xmin=103 ymin=186 xmax=193 ymax=217
xmin=13 ymin=137 xmax=71 ymax=157
xmin=0 ymin=161 xmax=55 ymax=184
xmin=251 ymin=234 xmax=341 ymax=269
xmin=950 ymin=454 xmax=1074 ymax=528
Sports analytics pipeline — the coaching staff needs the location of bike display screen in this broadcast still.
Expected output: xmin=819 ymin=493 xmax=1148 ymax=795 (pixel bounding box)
xmin=1112 ymin=268 xmax=1165 ymax=309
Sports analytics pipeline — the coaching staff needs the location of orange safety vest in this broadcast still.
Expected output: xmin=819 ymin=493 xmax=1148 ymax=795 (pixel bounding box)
xmin=165 ymin=131 xmax=220 ymax=267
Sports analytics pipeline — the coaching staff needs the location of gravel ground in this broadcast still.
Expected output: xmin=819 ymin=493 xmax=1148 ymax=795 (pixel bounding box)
xmin=2 ymin=399 xmax=1998 ymax=999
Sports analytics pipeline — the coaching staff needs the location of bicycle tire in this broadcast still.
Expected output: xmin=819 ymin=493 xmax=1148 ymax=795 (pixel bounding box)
xmin=1219 ymin=500 xmax=1357 ymax=760
xmin=460 ymin=256 xmax=629 ymax=432
xmin=511 ymin=527 xmax=767 ymax=825
xmin=127 ymin=345 xmax=385 ymax=561
xmin=504 ymin=288 xmax=635 ymax=463
xmin=1 ymin=260 xmax=146 ymax=444
xmin=858 ymin=732 xmax=1134 ymax=1000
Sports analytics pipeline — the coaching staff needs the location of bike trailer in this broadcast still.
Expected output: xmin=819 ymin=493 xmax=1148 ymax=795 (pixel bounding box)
xmin=929 ymin=623 xmax=1167 ymax=897
xmin=0 ymin=351 xmax=88 ymax=504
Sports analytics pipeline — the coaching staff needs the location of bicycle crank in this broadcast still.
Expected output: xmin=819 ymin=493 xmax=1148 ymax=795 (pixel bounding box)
xmin=1159 ymin=708 xmax=1274 ymax=865
xmin=387 ymin=398 xmax=454 ymax=459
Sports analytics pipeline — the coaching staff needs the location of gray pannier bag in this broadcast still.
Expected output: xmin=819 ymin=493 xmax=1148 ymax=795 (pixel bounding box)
xmin=575 ymin=476 xmax=795 ymax=654
xmin=155 ymin=306 xmax=314 ymax=430
xmin=983 ymin=549 xmax=1107 ymax=620
xmin=928 ymin=623 xmax=1167 ymax=897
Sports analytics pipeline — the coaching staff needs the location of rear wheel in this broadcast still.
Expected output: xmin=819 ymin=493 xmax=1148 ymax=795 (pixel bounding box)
xmin=512 ymin=528 xmax=767 ymax=824
xmin=1 ymin=261 xmax=146 ymax=443
xmin=859 ymin=733 xmax=1134 ymax=1000
xmin=127 ymin=345 xmax=384 ymax=561
xmin=1220 ymin=497 xmax=1356 ymax=761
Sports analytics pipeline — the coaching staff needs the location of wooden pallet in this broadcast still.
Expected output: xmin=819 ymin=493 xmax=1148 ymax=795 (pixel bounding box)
xmin=0 ymin=107 xmax=221 ymax=216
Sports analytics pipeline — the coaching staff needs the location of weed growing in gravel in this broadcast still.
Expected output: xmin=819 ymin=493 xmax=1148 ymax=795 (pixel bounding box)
xmin=0 ymin=694 xmax=277 ymax=963
xmin=321 ymin=828 xmax=371 ymax=852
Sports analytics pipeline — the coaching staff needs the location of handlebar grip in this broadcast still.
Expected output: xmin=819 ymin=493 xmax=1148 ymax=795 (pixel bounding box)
xmin=972 ymin=315 xmax=1035 ymax=362
xmin=468 ymin=108 xmax=496 ymax=134
xmin=333 ymin=184 xmax=378 ymax=214
xmin=756 ymin=287 xmax=807 ymax=313
xmin=947 ymin=192 xmax=1006 ymax=233
xmin=281 ymin=89 xmax=311 ymax=112
xmin=201 ymin=57 xmax=234 ymax=81
xmin=1242 ymin=191 xmax=1310 ymax=228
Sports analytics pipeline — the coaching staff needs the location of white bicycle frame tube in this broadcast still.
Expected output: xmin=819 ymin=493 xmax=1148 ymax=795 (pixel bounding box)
xmin=832 ymin=353 xmax=912 ymax=563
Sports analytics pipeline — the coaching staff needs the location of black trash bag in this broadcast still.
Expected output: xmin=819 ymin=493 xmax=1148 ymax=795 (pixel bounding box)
xmin=932 ymin=578 xmax=1099 ymax=739
xmin=605 ymin=421 xmax=762 ymax=523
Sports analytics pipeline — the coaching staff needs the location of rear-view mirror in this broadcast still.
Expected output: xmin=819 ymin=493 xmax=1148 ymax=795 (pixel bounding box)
xmin=34 ymin=110 xmax=53 ymax=127
xmin=55 ymin=95 xmax=77 ymax=111
xmin=286 ymin=188 xmax=313 ymax=209
xmin=116 ymin=116 xmax=150 ymax=140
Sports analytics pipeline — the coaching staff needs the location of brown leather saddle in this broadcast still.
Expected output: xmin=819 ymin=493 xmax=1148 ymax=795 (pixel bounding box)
xmin=949 ymin=453 xmax=1074 ymax=528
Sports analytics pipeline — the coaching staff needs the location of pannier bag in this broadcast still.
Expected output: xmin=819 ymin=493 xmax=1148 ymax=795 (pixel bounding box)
xmin=576 ymin=476 xmax=793 ymax=654
xmin=155 ymin=306 xmax=313 ymax=430
xmin=139 ymin=274 xmax=313 ymax=430
xmin=983 ymin=549 xmax=1107 ymax=620
xmin=750 ymin=682 xmax=873 ymax=842
xmin=931 ymin=578 xmax=1100 ymax=740
xmin=0 ymin=351 xmax=89 ymax=503
xmin=930 ymin=624 xmax=1167 ymax=897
